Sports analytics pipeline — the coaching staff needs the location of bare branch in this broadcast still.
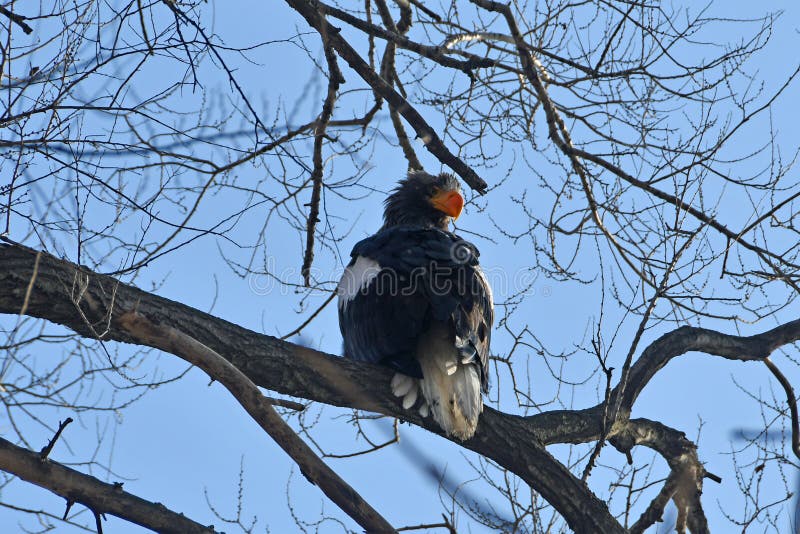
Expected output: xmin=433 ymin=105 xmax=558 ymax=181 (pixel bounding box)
xmin=39 ymin=417 xmax=74 ymax=460
xmin=0 ymin=6 xmax=33 ymax=34
xmin=302 ymin=37 xmax=343 ymax=287
xmin=116 ymin=311 xmax=396 ymax=532
xmin=284 ymin=0 xmax=488 ymax=193
xmin=0 ymin=435 xmax=217 ymax=534
xmin=612 ymin=419 xmax=717 ymax=534
xmin=0 ymin=243 xmax=626 ymax=533
xmin=763 ymin=358 xmax=800 ymax=460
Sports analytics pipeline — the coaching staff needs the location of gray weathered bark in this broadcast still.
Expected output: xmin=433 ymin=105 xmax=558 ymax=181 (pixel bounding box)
xmin=2 ymin=242 xmax=799 ymax=532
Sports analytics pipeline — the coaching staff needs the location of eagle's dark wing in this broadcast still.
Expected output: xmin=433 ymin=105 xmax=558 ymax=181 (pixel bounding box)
xmin=337 ymin=226 xmax=493 ymax=390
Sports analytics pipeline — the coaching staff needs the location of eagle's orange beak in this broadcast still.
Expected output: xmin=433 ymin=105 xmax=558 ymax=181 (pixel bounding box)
xmin=430 ymin=189 xmax=464 ymax=219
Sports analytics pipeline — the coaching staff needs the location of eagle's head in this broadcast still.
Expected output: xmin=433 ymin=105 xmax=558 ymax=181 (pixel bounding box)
xmin=383 ymin=171 xmax=464 ymax=230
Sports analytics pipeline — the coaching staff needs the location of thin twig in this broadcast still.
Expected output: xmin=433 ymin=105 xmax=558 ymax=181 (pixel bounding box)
xmin=406 ymin=0 xmax=441 ymax=21
xmin=301 ymin=31 xmax=343 ymax=286
xmin=136 ymin=0 xmax=154 ymax=55
xmin=19 ymin=251 xmax=41 ymax=317
xmin=285 ymin=0 xmax=488 ymax=193
xmin=582 ymin=351 xmax=613 ymax=481
xmin=374 ymin=0 xmax=422 ymax=170
xmin=763 ymin=357 xmax=800 ymax=460
xmin=280 ymin=291 xmax=337 ymax=340
xmin=39 ymin=417 xmax=73 ymax=460
xmin=593 ymin=3 xmax=635 ymax=73
xmin=398 ymin=515 xmax=456 ymax=533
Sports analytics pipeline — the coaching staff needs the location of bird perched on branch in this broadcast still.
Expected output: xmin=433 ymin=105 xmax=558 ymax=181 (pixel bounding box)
xmin=337 ymin=171 xmax=493 ymax=440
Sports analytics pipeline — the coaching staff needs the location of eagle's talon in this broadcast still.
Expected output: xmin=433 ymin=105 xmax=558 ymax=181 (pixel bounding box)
xmin=402 ymin=387 xmax=418 ymax=409
xmin=418 ymin=402 xmax=430 ymax=418
xmin=390 ymin=373 xmax=414 ymax=397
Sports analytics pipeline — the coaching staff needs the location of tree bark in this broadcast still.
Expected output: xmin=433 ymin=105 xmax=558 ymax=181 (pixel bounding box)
xmin=5 ymin=242 xmax=798 ymax=532
xmin=0 ymin=435 xmax=216 ymax=533
xmin=0 ymin=242 xmax=625 ymax=534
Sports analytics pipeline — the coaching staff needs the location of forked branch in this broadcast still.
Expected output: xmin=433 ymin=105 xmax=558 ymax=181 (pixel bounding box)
xmin=0 ymin=436 xmax=216 ymax=534
xmin=3 ymin=243 xmax=800 ymax=532
xmin=283 ymin=0 xmax=488 ymax=193
xmin=116 ymin=311 xmax=396 ymax=533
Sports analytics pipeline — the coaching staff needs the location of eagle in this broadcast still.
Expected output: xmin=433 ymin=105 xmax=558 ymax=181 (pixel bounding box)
xmin=337 ymin=171 xmax=493 ymax=440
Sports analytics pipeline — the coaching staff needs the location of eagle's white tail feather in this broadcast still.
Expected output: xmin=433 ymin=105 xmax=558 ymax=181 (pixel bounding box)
xmin=451 ymin=364 xmax=482 ymax=424
xmin=416 ymin=325 xmax=483 ymax=440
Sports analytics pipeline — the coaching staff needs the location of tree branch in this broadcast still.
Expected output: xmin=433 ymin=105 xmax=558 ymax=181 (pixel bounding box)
xmin=615 ymin=323 xmax=800 ymax=419
xmin=283 ymin=0 xmax=488 ymax=193
xmin=39 ymin=417 xmax=74 ymax=460
xmin=612 ymin=419 xmax=716 ymax=534
xmin=301 ymin=34 xmax=343 ymax=287
xmin=116 ymin=310 xmax=396 ymax=532
xmin=0 ymin=243 xmax=624 ymax=533
xmin=0 ymin=435 xmax=217 ymax=534
xmin=315 ymin=1 xmax=503 ymax=74
xmin=0 ymin=6 xmax=33 ymax=35
xmin=3 ymin=243 xmax=799 ymax=532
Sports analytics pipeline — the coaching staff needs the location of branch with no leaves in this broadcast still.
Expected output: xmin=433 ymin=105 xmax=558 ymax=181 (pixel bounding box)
xmin=0 ymin=242 xmax=627 ymax=533
xmin=0 ymin=6 xmax=33 ymax=34
xmin=612 ymin=418 xmax=718 ymax=534
xmin=5 ymin=244 xmax=800 ymax=532
xmin=316 ymin=1 xmax=503 ymax=75
xmin=613 ymin=322 xmax=800 ymax=425
xmin=763 ymin=357 xmax=800 ymax=460
xmin=374 ymin=0 xmax=423 ymax=171
xmin=468 ymin=0 xmax=800 ymax=296
xmin=301 ymin=33 xmax=343 ymax=287
xmin=628 ymin=466 xmax=691 ymax=534
xmin=0 ymin=435 xmax=217 ymax=533
xmin=39 ymin=417 xmax=73 ymax=460
xmin=116 ymin=310 xmax=397 ymax=533
xmin=284 ymin=0 xmax=488 ymax=193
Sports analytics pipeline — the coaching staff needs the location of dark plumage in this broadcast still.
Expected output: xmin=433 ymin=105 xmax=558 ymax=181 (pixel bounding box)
xmin=337 ymin=171 xmax=493 ymax=440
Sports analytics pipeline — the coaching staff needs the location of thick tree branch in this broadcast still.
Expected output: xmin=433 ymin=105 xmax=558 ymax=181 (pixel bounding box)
xmin=612 ymin=419 xmax=716 ymax=534
xmin=0 ymin=435 xmax=216 ymax=534
xmin=763 ymin=357 xmax=800 ymax=460
xmin=3 ymin=243 xmax=800 ymax=532
xmin=615 ymin=323 xmax=800 ymax=418
xmin=116 ymin=311 xmax=396 ymax=532
xmin=527 ymin=322 xmax=800 ymax=454
xmin=0 ymin=243 xmax=623 ymax=534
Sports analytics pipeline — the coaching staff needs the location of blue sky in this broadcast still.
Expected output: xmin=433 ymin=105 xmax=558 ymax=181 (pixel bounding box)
xmin=2 ymin=1 xmax=800 ymax=532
